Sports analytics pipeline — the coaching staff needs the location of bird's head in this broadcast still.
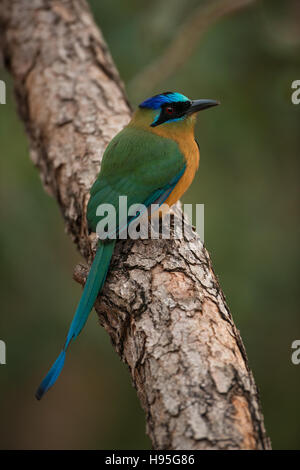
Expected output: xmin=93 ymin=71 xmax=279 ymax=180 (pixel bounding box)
xmin=132 ymin=92 xmax=219 ymax=130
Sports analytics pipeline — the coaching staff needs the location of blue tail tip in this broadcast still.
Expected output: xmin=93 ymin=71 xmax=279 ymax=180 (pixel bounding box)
xmin=35 ymin=385 xmax=46 ymax=401
xmin=35 ymin=350 xmax=66 ymax=401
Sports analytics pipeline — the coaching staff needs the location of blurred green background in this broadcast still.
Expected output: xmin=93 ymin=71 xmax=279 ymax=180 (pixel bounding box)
xmin=0 ymin=0 xmax=299 ymax=449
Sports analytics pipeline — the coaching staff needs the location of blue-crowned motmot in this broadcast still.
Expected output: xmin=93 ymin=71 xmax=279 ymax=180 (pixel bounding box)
xmin=36 ymin=91 xmax=219 ymax=400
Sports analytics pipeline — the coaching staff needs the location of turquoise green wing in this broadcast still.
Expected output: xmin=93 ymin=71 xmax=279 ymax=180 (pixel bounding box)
xmin=87 ymin=126 xmax=186 ymax=236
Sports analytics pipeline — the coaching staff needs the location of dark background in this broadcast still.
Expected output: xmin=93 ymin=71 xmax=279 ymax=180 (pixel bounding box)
xmin=0 ymin=0 xmax=299 ymax=449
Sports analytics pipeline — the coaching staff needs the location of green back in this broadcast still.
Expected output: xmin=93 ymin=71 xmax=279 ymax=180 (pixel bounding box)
xmin=87 ymin=126 xmax=185 ymax=236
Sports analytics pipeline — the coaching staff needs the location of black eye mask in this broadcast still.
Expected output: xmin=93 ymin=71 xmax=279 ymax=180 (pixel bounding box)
xmin=151 ymin=100 xmax=192 ymax=127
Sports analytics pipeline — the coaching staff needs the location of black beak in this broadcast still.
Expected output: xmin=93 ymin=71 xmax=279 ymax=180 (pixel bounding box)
xmin=188 ymin=99 xmax=220 ymax=114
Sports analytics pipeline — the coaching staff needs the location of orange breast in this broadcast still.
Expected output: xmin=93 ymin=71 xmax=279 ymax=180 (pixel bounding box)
xmin=150 ymin=120 xmax=199 ymax=208
xmin=165 ymin=138 xmax=199 ymax=207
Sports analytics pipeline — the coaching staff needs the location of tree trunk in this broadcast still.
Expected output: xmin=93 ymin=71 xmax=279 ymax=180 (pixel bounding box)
xmin=0 ymin=0 xmax=271 ymax=450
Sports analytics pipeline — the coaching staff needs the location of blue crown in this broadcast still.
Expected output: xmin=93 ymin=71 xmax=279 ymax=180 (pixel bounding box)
xmin=139 ymin=92 xmax=189 ymax=110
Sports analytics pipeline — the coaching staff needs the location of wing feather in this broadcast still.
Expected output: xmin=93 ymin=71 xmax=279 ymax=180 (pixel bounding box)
xmin=87 ymin=126 xmax=186 ymax=238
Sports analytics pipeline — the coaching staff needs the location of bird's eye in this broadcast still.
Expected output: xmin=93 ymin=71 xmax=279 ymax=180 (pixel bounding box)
xmin=165 ymin=106 xmax=174 ymax=115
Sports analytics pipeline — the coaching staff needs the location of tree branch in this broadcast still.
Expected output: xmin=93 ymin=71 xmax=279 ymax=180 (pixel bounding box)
xmin=0 ymin=0 xmax=271 ymax=450
xmin=128 ymin=0 xmax=257 ymax=101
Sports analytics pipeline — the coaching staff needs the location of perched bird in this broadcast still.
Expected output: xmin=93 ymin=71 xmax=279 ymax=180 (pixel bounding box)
xmin=36 ymin=91 xmax=219 ymax=400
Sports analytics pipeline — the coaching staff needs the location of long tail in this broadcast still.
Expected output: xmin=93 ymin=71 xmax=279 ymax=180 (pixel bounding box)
xmin=35 ymin=240 xmax=115 ymax=400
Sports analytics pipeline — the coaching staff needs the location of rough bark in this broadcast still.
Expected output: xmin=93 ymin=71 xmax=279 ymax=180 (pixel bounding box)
xmin=0 ymin=0 xmax=271 ymax=450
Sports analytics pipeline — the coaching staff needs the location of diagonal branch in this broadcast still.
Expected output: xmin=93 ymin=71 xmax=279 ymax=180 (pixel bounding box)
xmin=128 ymin=0 xmax=257 ymax=101
xmin=0 ymin=0 xmax=270 ymax=450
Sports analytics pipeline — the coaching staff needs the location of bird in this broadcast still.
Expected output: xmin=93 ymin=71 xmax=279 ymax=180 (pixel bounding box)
xmin=35 ymin=91 xmax=219 ymax=400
